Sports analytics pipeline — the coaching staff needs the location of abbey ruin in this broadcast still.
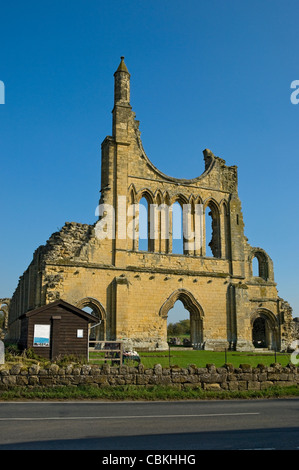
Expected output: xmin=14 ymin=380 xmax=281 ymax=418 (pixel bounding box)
xmin=5 ymin=57 xmax=296 ymax=352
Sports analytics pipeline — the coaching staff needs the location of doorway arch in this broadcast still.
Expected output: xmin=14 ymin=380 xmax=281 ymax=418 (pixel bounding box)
xmin=76 ymin=297 xmax=106 ymax=341
xmin=251 ymin=309 xmax=278 ymax=350
xmin=167 ymin=300 xmax=191 ymax=346
xmin=160 ymin=289 xmax=204 ymax=349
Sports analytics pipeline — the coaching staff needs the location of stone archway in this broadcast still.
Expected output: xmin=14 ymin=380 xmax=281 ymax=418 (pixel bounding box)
xmin=159 ymin=289 xmax=204 ymax=349
xmin=251 ymin=309 xmax=278 ymax=350
xmin=76 ymin=297 xmax=106 ymax=341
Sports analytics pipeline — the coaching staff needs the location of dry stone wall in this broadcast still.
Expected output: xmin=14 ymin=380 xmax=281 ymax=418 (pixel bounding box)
xmin=0 ymin=362 xmax=298 ymax=391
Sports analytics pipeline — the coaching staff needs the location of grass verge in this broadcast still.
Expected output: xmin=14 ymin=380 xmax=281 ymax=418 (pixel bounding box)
xmin=0 ymin=384 xmax=299 ymax=401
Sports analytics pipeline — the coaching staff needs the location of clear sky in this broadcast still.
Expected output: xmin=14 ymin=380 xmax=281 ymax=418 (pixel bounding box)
xmin=0 ymin=0 xmax=298 ymax=323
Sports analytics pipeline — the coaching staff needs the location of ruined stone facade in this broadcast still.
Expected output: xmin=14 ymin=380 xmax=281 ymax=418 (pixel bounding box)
xmin=7 ymin=57 xmax=295 ymax=351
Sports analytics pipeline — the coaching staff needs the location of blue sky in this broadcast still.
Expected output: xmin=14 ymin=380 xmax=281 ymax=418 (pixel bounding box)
xmin=0 ymin=0 xmax=298 ymax=322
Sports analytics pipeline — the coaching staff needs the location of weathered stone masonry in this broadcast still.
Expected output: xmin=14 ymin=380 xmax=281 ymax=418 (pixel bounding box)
xmin=6 ymin=57 xmax=296 ymax=352
xmin=0 ymin=362 xmax=298 ymax=392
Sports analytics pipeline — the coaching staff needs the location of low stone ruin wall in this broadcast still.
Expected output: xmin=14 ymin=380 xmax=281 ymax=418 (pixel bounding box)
xmin=0 ymin=362 xmax=298 ymax=391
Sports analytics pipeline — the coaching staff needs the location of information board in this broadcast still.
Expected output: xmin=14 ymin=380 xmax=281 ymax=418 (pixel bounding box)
xmin=33 ymin=324 xmax=51 ymax=347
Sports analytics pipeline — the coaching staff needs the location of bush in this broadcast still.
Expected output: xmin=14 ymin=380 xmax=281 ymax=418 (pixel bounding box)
xmin=4 ymin=343 xmax=20 ymax=355
xmin=23 ymin=348 xmax=40 ymax=360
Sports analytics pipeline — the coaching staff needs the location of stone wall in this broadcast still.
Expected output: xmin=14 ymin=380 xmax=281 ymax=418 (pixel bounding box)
xmin=0 ymin=362 xmax=298 ymax=391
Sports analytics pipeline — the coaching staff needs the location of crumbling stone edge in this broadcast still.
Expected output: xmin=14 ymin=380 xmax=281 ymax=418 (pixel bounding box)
xmin=0 ymin=363 xmax=298 ymax=391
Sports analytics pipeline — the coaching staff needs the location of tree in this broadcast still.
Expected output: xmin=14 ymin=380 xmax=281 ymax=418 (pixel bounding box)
xmin=167 ymin=319 xmax=190 ymax=337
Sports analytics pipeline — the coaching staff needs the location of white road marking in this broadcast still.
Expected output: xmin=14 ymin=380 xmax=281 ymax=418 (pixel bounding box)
xmin=0 ymin=412 xmax=260 ymax=421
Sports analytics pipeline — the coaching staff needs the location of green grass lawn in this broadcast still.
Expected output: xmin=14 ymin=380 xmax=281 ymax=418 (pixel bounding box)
xmin=5 ymin=348 xmax=294 ymax=370
xmin=88 ymin=348 xmax=294 ymax=369
xmin=137 ymin=349 xmax=293 ymax=369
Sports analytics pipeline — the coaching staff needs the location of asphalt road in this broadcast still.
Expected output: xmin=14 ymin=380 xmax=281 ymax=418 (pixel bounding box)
xmin=0 ymin=398 xmax=298 ymax=450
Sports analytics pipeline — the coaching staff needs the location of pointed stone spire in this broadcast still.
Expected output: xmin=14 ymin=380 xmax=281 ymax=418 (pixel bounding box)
xmin=114 ymin=56 xmax=130 ymax=106
xmin=112 ymin=57 xmax=133 ymax=141
xmin=115 ymin=56 xmax=129 ymax=74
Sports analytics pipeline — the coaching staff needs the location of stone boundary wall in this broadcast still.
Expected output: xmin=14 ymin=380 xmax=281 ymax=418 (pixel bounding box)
xmin=0 ymin=362 xmax=299 ymax=391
